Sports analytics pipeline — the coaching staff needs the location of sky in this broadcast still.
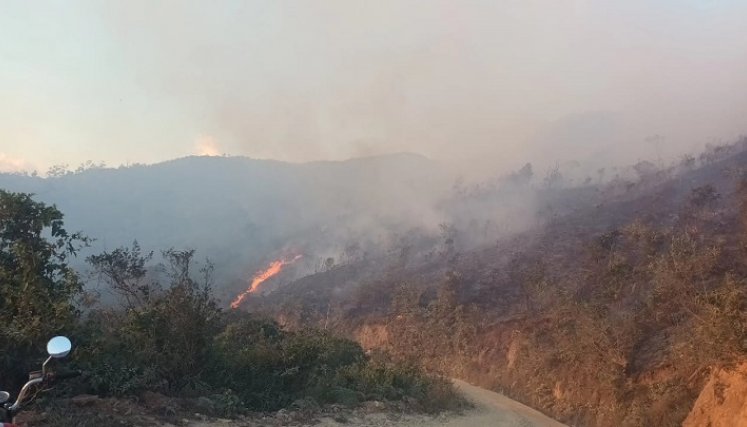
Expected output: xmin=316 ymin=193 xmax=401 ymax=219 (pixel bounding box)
xmin=1 ymin=0 xmax=746 ymax=176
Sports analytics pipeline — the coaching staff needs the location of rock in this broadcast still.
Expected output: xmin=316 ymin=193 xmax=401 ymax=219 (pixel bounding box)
xmin=71 ymin=394 xmax=100 ymax=406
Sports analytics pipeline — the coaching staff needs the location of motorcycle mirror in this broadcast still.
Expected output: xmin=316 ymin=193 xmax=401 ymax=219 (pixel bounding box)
xmin=0 ymin=391 xmax=9 ymax=404
xmin=46 ymin=336 xmax=72 ymax=359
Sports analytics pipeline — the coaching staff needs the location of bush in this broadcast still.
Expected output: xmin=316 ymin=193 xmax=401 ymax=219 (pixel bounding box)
xmin=207 ymin=315 xmax=366 ymax=410
xmin=334 ymin=360 xmax=465 ymax=412
xmin=0 ymin=191 xmax=85 ymax=389
xmin=690 ymin=274 xmax=747 ymax=364
xmin=76 ymin=248 xmax=222 ymax=395
xmin=76 ymin=246 xmax=458 ymax=414
xmin=202 ymin=313 xmax=462 ymax=412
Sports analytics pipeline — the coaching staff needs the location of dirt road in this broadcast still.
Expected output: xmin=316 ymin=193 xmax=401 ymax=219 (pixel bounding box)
xmin=438 ymin=379 xmax=567 ymax=427
xmin=187 ymin=379 xmax=567 ymax=427
xmin=309 ymin=379 xmax=567 ymax=427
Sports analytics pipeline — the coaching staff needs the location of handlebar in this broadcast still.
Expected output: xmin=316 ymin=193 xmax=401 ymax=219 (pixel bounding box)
xmin=7 ymin=369 xmax=81 ymax=413
xmin=2 ymin=336 xmax=75 ymax=423
xmin=7 ymin=377 xmax=42 ymax=413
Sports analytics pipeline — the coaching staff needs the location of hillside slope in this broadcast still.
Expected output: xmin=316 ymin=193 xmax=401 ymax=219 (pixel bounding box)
xmin=253 ymin=143 xmax=747 ymax=426
xmin=0 ymin=154 xmax=448 ymax=296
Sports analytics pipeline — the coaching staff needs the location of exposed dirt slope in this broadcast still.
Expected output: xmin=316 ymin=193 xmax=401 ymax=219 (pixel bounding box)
xmin=683 ymin=362 xmax=747 ymax=427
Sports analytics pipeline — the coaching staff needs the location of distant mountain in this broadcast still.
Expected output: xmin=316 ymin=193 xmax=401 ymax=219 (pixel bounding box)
xmin=0 ymin=153 xmax=449 ymax=287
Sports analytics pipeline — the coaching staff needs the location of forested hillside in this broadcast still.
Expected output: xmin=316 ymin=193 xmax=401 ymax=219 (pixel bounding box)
xmin=0 ymin=154 xmax=449 ymax=300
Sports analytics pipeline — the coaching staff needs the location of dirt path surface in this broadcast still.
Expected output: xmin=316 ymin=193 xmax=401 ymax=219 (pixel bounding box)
xmin=437 ymin=379 xmax=567 ymax=427
xmin=186 ymin=379 xmax=567 ymax=427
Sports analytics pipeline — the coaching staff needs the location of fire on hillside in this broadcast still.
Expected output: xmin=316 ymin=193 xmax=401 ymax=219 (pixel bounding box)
xmin=230 ymin=254 xmax=303 ymax=309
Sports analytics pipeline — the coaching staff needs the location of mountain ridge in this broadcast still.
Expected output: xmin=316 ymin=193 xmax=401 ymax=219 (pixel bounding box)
xmin=0 ymin=152 xmax=448 ymax=298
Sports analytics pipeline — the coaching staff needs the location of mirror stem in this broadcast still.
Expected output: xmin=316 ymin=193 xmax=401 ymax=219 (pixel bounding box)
xmin=41 ymin=356 xmax=52 ymax=376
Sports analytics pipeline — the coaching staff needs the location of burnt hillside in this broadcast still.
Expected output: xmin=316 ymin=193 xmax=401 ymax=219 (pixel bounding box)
xmin=252 ymin=142 xmax=747 ymax=426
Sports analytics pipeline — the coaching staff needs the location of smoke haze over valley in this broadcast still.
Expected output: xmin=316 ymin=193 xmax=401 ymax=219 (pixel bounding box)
xmin=3 ymin=2 xmax=747 ymax=426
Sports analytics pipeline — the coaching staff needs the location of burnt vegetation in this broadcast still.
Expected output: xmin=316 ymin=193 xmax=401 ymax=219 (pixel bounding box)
xmin=256 ymin=138 xmax=747 ymax=426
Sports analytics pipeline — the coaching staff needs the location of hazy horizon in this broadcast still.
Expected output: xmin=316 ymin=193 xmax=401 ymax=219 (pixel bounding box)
xmin=2 ymin=1 xmax=747 ymax=176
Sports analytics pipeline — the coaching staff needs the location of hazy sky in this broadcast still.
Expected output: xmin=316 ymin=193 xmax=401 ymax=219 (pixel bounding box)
xmin=1 ymin=0 xmax=746 ymax=175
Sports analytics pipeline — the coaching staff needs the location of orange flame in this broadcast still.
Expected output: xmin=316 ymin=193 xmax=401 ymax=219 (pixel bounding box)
xmin=230 ymin=255 xmax=302 ymax=309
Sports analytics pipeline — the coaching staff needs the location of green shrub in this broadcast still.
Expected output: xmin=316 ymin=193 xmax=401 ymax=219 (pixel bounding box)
xmin=73 ymin=242 xmax=460 ymax=415
xmin=201 ymin=313 xmax=461 ymax=412
xmin=334 ymin=360 xmax=465 ymax=412
xmin=76 ymin=248 xmax=222 ymax=395
xmin=0 ymin=191 xmax=86 ymax=389
xmin=207 ymin=316 xmax=366 ymax=410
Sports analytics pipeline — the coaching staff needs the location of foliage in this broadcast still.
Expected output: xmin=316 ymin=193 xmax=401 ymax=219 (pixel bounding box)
xmin=87 ymin=241 xmax=155 ymax=309
xmin=208 ymin=316 xmax=364 ymax=410
xmin=334 ymin=359 xmax=464 ymax=413
xmin=0 ymin=190 xmax=86 ymax=388
xmin=74 ymin=241 xmax=456 ymax=414
xmin=78 ymin=248 xmax=222 ymax=394
xmin=206 ymin=314 xmax=462 ymax=412
xmin=690 ymin=274 xmax=747 ymax=364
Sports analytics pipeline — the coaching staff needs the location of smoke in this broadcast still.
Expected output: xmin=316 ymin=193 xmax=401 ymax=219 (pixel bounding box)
xmin=2 ymin=1 xmax=747 ymax=176
xmin=3 ymin=0 xmax=747 ymax=299
xmin=78 ymin=0 xmax=747 ymax=178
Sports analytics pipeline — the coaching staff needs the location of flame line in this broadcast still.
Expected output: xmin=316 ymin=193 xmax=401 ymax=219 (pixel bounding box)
xmin=230 ymin=254 xmax=302 ymax=309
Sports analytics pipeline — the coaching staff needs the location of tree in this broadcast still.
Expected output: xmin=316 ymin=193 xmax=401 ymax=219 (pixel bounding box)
xmin=87 ymin=241 xmax=155 ymax=309
xmin=74 ymin=160 xmax=106 ymax=174
xmin=144 ymin=249 xmax=221 ymax=388
xmin=81 ymin=248 xmax=222 ymax=393
xmin=0 ymin=190 xmax=86 ymax=387
xmin=45 ymin=164 xmax=71 ymax=178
